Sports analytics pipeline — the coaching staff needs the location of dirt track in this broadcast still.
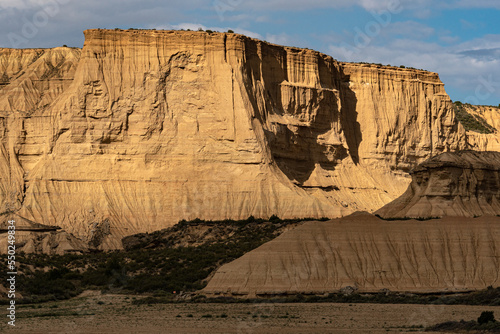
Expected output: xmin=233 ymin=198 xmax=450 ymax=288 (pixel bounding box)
xmin=2 ymin=292 xmax=499 ymax=333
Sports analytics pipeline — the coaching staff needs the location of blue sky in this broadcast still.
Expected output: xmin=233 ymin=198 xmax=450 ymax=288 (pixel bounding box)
xmin=1 ymin=0 xmax=499 ymax=105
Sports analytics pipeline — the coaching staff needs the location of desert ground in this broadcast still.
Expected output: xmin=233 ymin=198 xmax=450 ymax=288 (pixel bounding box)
xmin=1 ymin=291 xmax=499 ymax=333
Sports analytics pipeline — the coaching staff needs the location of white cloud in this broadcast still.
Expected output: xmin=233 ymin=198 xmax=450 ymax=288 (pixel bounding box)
xmin=0 ymin=0 xmax=498 ymax=104
xmin=384 ymin=21 xmax=435 ymax=39
xmin=454 ymin=0 xmax=500 ymax=9
xmin=459 ymin=48 xmax=500 ymax=60
xmin=234 ymin=0 xmax=351 ymax=10
xmin=455 ymin=35 xmax=500 ymax=52
xmin=231 ymin=28 xmax=263 ymax=39
xmin=221 ymin=0 xmax=425 ymax=13
xmin=209 ymin=0 xmax=404 ymax=12
xmin=0 ymin=0 xmax=55 ymax=10
xmin=328 ymin=33 xmax=500 ymax=104
xmin=440 ymin=35 xmax=460 ymax=44
xmin=358 ymin=0 xmax=393 ymax=11
xmin=152 ymin=23 xmax=263 ymax=40
xmin=255 ymin=15 xmax=270 ymax=23
xmin=265 ymin=33 xmax=292 ymax=46
xmin=0 ymin=0 xmax=208 ymax=48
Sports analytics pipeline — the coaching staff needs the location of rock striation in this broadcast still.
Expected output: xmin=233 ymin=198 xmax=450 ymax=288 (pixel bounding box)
xmin=203 ymin=212 xmax=500 ymax=296
xmin=463 ymin=105 xmax=500 ymax=151
xmin=0 ymin=29 xmax=473 ymax=248
xmin=376 ymin=151 xmax=500 ymax=218
xmin=203 ymin=151 xmax=500 ymax=296
xmin=0 ymin=212 xmax=87 ymax=255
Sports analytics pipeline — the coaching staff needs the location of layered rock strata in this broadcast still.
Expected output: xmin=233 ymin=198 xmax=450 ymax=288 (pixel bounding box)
xmin=0 ymin=30 xmax=469 ymax=247
xmin=204 ymin=151 xmax=500 ymax=296
xmin=464 ymin=105 xmax=500 ymax=151
xmin=376 ymin=151 xmax=500 ymax=218
xmin=0 ymin=212 xmax=86 ymax=255
xmin=203 ymin=212 xmax=500 ymax=296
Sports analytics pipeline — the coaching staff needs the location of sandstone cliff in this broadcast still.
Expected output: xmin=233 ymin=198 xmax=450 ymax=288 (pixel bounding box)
xmin=0 ymin=30 xmax=470 ymax=248
xmin=0 ymin=212 xmax=86 ymax=255
xmin=203 ymin=151 xmax=500 ymax=296
xmin=376 ymin=151 xmax=500 ymax=219
xmin=462 ymin=104 xmax=500 ymax=151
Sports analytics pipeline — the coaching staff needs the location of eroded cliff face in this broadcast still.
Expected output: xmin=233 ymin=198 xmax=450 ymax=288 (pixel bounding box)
xmin=376 ymin=151 xmax=500 ymax=218
xmin=0 ymin=212 xmax=86 ymax=255
xmin=342 ymin=64 xmax=464 ymax=171
xmin=204 ymin=151 xmax=500 ymax=296
xmin=0 ymin=47 xmax=81 ymax=113
xmin=0 ymin=47 xmax=81 ymax=216
xmin=464 ymin=105 xmax=500 ymax=151
xmin=0 ymin=30 xmax=470 ymax=248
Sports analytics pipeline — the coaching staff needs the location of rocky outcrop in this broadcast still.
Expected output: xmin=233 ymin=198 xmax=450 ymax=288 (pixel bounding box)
xmin=202 ymin=212 xmax=500 ymax=296
xmin=0 ymin=47 xmax=81 ymax=113
xmin=464 ymin=105 xmax=500 ymax=151
xmin=203 ymin=151 xmax=500 ymax=296
xmin=0 ymin=212 xmax=59 ymax=232
xmin=0 ymin=29 xmax=472 ymax=247
xmin=375 ymin=151 xmax=500 ymax=219
xmin=0 ymin=230 xmax=88 ymax=255
xmin=0 ymin=212 xmax=87 ymax=255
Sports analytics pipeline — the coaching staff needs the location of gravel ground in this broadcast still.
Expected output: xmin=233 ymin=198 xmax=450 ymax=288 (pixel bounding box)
xmin=2 ymin=291 xmax=499 ymax=333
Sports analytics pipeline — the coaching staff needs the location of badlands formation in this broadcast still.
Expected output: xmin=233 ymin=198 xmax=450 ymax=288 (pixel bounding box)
xmin=0 ymin=29 xmax=498 ymax=251
xmin=203 ymin=212 xmax=500 ymax=296
xmin=203 ymin=151 xmax=500 ymax=296
xmin=463 ymin=104 xmax=500 ymax=151
xmin=376 ymin=150 xmax=500 ymax=219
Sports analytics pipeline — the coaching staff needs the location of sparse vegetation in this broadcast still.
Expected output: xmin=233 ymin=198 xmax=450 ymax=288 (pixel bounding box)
xmin=128 ymin=286 xmax=500 ymax=306
xmin=479 ymin=311 xmax=496 ymax=324
xmin=0 ymin=216 xmax=324 ymax=303
xmin=453 ymin=101 xmax=495 ymax=134
xmin=426 ymin=311 xmax=500 ymax=332
xmin=352 ymin=62 xmax=423 ymax=70
xmin=374 ymin=214 xmax=441 ymax=221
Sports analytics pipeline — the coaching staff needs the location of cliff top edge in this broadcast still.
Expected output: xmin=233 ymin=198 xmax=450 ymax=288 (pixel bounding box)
xmin=0 ymin=28 xmax=436 ymax=75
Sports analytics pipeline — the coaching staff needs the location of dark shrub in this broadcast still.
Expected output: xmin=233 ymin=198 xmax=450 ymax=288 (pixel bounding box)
xmin=269 ymin=215 xmax=280 ymax=222
xmin=478 ymin=311 xmax=495 ymax=324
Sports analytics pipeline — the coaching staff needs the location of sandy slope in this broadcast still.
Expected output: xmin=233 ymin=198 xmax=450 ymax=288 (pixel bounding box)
xmin=204 ymin=212 xmax=500 ymax=296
